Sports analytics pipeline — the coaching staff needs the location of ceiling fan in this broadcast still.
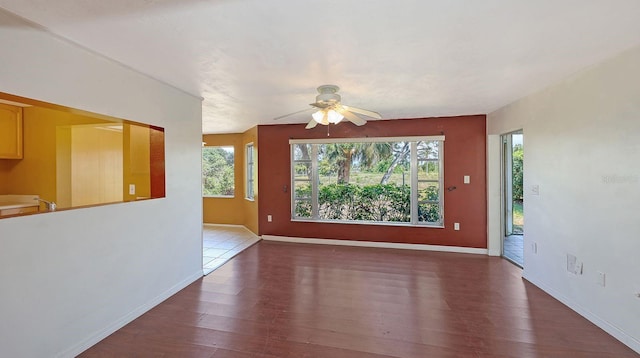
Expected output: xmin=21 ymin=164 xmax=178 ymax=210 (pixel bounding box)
xmin=274 ymin=85 xmax=382 ymax=129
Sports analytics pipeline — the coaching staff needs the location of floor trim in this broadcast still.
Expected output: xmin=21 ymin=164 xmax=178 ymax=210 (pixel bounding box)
xmin=59 ymin=270 xmax=203 ymax=358
xmin=204 ymin=223 xmax=246 ymax=228
xmin=523 ymin=271 xmax=640 ymax=354
xmin=262 ymin=235 xmax=488 ymax=255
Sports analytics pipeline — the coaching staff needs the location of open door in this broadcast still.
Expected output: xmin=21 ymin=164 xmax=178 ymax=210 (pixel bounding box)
xmin=502 ymin=131 xmax=524 ymax=267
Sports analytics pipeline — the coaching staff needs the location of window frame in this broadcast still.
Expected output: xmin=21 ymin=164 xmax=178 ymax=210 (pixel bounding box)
xmin=202 ymin=145 xmax=235 ymax=198
xmin=290 ymin=136 xmax=444 ymax=227
xmin=245 ymin=142 xmax=255 ymax=201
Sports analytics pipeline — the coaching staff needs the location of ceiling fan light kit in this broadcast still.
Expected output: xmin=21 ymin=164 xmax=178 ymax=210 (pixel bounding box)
xmin=275 ymin=84 xmax=382 ymax=129
xmin=312 ymin=108 xmax=344 ymax=125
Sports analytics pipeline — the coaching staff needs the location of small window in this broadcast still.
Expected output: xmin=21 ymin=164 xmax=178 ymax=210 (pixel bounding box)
xmin=246 ymin=143 xmax=255 ymax=200
xmin=202 ymin=146 xmax=234 ymax=197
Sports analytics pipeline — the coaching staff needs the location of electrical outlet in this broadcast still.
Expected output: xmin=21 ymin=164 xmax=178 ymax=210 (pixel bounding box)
xmin=567 ymin=254 xmax=582 ymax=274
xmin=463 ymin=175 xmax=470 ymax=184
xmin=129 ymin=184 xmax=136 ymax=195
xmin=567 ymin=254 xmax=576 ymax=273
xmin=267 ymin=215 xmax=272 ymax=222
xmin=454 ymin=222 xmax=460 ymax=230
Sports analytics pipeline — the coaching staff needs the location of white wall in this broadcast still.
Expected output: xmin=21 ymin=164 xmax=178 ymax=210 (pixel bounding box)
xmin=488 ymin=45 xmax=640 ymax=352
xmin=0 ymin=9 xmax=203 ymax=358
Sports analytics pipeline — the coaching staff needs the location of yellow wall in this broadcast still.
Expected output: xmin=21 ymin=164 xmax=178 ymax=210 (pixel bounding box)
xmin=0 ymin=161 xmax=7 ymax=194
xmin=123 ymin=124 xmax=151 ymax=201
xmin=202 ymin=133 xmax=245 ymax=225
xmin=0 ymin=106 xmax=109 ymax=208
xmin=202 ymin=127 xmax=259 ymax=235
xmin=69 ymin=125 xmax=124 ymax=206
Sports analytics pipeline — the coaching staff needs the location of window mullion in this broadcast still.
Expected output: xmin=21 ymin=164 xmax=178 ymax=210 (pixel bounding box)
xmin=311 ymin=144 xmax=319 ymax=220
xmin=438 ymin=141 xmax=444 ymax=225
xmin=410 ymin=141 xmax=418 ymax=225
xmin=290 ymin=146 xmax=295 ymax=219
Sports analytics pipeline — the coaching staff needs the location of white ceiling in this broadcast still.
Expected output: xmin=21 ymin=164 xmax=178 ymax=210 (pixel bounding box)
xmin=1 ymin=1 xmax=640 ymax=134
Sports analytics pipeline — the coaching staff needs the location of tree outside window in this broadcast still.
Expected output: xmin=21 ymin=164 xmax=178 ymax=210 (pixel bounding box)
xmin=291 ymin=137 xmax=444 ymax=226
xmin=202 ymin=146 xmax=234 ymax=197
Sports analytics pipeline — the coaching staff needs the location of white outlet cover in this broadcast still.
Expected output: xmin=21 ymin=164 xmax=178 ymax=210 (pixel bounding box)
xmin=463 ymin=175 xmax=470 ymax=184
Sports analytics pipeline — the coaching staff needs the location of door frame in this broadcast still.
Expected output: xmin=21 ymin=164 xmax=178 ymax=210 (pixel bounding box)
xmin=500 ymin=129 xmax=523 ymax=263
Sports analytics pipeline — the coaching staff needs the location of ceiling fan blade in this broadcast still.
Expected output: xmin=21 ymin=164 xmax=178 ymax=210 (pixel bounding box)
xmin=305 ymin=119 xmax=318 ymax=129
xmin=310 ymin=102 xmax=331 ymax=109
xmin=273 ymin=107 xmax=314 ymax=120
xmin=342 ymin=105 xmax=382 ymax=119
xmin=337 ymin=107 xmax=366 ymax=126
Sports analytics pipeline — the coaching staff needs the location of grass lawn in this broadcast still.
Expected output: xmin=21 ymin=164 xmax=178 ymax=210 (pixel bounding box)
xmin=319 ymin=171 xmax=437 ymax=186
xmin=513 ymin=200 xmax=523 ymax=233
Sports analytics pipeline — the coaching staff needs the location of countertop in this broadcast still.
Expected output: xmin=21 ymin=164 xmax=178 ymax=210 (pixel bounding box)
xmin=0 ymin=195 xmax=39 ymax=210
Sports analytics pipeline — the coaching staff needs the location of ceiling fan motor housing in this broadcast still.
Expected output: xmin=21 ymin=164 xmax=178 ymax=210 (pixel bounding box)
xmin=316 ymin=85 xmax=341 ymax=104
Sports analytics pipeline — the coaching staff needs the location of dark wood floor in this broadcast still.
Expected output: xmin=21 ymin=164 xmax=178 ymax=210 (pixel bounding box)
xmin=81 ymin=241 xmax=637 ymax=357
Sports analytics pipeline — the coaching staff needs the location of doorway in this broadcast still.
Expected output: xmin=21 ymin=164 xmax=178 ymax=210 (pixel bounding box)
xmin=502 ymin=131 xmax=524 ymax=267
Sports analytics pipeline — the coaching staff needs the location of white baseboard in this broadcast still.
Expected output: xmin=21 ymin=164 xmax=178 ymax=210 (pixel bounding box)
xmin=58 ymin=270 xmax=204 ymax=358
xmin=523 ymin=271 xmax=640 ymax=354
xmin=203 ymin=223 xmax=245 ymax=228
xmin=203 ymin=223 xmax=258 ymax=238
xmin=262 ymin=235 xmax=488 ymax=255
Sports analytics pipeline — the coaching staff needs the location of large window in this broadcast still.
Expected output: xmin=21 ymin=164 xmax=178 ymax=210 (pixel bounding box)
xmin=202 ymin=146 xmax=234 ymax=197
xmin=291 ymin=136 xmax=444 ymax=226
xmin=246 ymin=143 xmax=254 ymax=200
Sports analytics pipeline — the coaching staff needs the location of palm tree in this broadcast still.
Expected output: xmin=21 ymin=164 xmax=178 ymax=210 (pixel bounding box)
xmin=380 ymin=142 xmax=410 ymax=184
xmin=323 ymin=142 xmax=392 ymax=184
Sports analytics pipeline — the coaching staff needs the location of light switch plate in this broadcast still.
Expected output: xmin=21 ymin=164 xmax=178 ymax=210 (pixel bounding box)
xmin=129 ymin=184 xmax=136 ymax=195
xmin=463 ymin=175 xmax=470 ymax=184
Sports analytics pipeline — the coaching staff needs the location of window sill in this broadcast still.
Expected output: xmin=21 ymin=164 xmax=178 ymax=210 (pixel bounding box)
xmin=203 ymin=195 xmax=235 ymax=199
xmin=291 ymin=218 xmax=444 ymax=228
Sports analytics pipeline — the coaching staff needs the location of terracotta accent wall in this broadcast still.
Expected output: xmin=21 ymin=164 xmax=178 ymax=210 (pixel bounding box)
xmin=257 ymin=115 xmax=487 ymax=248
xmin=149 ymin=126 xmax=165 ymax=199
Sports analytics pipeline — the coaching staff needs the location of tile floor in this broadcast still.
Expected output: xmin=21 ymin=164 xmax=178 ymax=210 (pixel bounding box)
xmin=203 ymin=224 xmax=260 ymax=275
xmin=503 ymin=234 xmax=524 ymax=267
